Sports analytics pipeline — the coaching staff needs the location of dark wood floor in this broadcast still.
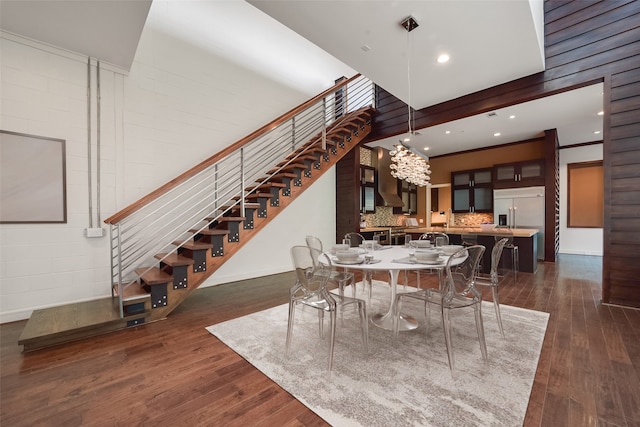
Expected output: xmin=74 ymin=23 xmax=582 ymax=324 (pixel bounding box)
xmin=1 ymin=254 xmax=639 ymax=426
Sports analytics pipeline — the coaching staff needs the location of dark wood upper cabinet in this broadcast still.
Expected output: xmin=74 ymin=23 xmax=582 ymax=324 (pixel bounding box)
xmin=451 ymin=168 xmax=493 ymax=213
xmin=493 ymin=159 xmax=545 ymax=189
xmin=394 ymin=180 xmax=417 ymax=214
xmin=360 ymin=165 xmax=376 ymax=213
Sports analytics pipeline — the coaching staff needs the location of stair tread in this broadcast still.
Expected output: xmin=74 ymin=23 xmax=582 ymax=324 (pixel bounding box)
xmin=154 ymin=253 xmax=195 ymax=266
xmin=190 ymin=228 xmax=230 ymax=235
xmin=234 ymin=192 xmax=271 ymax=200
xmin=219 ymin=202 xmax=262 ymax=210
xmin=216 ymin=216 xmax=246 ymax=222
xmin=280 ymin=154 xmax=317 ymax=164
xmin=267 ymin=163 xmax=307 ymax=174
xmin=246 ymin=182 xmax=286 ymax=191
xmin=113 ymin=282 xmax=151 ymax=302
xmin=269 ymin=172 xmax=297 ymax=180
xmin=135 ymin=267 xmax=173 ymax=286
xmin=174 ymin=240 xmax=213 ymax=250
xmin=302 ymin=146 xmax=327 ymax=154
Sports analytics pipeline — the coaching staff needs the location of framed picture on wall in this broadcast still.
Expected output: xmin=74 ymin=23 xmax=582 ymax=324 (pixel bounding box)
xmin=0 ymin=130 xmax=67 ymax=223
xmin=567 ymin=160 xmax=603 ymax=228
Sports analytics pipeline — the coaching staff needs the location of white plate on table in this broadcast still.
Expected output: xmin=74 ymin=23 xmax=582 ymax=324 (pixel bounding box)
xmin=334 ymin=256 xmax=364 ymax=265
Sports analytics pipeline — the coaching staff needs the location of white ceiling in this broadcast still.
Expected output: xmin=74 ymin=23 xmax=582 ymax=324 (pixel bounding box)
xmin=0 ymin=0 xmax=152 ymax=72
xmin=248 ymin=0 xmax=546 ymax=111
xmin=371 ymin=82 xmax=604 ymax=156
xmin=0 ymin=0 xmax=603 ymax=156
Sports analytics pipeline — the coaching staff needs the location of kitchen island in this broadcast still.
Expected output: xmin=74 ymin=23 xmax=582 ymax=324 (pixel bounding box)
xmin=404 ymin=226 xmax=540 ymax=274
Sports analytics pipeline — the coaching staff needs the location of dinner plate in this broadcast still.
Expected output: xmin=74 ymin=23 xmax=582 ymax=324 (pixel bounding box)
xmin=334 ymin=256 xmax=364 ymax=265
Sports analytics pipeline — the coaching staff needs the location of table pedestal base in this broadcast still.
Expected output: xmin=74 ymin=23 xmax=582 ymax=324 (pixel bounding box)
xmin=371 ymin=311 xmax=418 ymax=331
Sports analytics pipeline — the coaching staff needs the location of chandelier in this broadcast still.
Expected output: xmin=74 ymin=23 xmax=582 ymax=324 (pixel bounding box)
xmin=390 ymin=15 xmax=431 ymax=187
xmin=390 ymin=144 xmax=431 ymax=186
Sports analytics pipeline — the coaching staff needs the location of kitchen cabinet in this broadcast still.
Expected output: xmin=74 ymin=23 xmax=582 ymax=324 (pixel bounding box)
xmin=395 ymin=180 xmax=417 ymax=214
xmin=493 ymin=159 xmax=545 ymax=189
xmin=451 ymin=168 xmax=492 ymax=213
xmin=431 ymin=188 xmax=439 ymax=212
xmin=360 ymin=165 xmax=376 ymax=213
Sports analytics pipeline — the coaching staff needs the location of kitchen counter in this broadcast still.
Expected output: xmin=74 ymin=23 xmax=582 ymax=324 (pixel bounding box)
xmin=404 ymin=226 xmax=540 ymax=274
xmin=360 ymin=227 xmax=396 ymax=232
xmin=404 ymin=227 xmax=539 ymax=238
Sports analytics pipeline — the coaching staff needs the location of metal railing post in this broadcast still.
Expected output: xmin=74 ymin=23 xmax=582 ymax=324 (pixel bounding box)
xmin=240 ymin=147 xmax=245 ymax=218
xmin=322 ymin=97 xmax=327 ymax=150
xmin=116 ymin=224 xmax=124 ymax=318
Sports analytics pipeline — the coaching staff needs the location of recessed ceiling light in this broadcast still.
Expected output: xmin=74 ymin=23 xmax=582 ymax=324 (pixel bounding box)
xmin=423 ymin=147 xmax=429 ymax=151
xmin=437 ymin=54 xmax=450 ymax=63
xmin=360 ymin=45 xmax=371 ymax=52
xmin=494 ymin=132 xmax=501 ymax=137
xmin=594 ymin=130 xmax=601 ymax=134
xmin=445 ymin=130 xmax=451 ymax=134
xmin=597 ymin=111 xmax=604 ymax=116
xmin=509 ymin=115 xmax=516 ymax=119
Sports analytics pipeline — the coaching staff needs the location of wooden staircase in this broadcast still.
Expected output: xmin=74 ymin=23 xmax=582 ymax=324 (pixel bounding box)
xmin=18 ymin=107 xmax=374 ymax=351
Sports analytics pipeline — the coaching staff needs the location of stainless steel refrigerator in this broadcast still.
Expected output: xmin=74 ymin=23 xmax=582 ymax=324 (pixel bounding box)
xmin=493 ymin=186 xmax=545 ymax=259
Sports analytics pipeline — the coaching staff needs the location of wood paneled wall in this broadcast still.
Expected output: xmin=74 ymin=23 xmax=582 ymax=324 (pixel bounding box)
xmin=363 ymin=0 xmax=640 ymax=307
xmin=335 ymin=148 xmax=360 ymax=244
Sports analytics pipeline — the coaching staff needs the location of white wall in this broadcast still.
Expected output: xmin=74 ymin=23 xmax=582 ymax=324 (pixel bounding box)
xmin=0 ymin=11 xmax=342 ymax=322
xmin=558 ymin=144 xmax=603 ymax=256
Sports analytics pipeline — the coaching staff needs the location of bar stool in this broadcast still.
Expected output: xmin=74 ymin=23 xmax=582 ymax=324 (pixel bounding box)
xmin=495 ymin=235 xmax=518 ymax=283
xmin=462 ymin=234 xmax=478 ymax=247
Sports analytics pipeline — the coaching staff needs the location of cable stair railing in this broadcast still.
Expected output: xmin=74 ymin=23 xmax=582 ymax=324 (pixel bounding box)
xmin=104 ymin=74 xmax=375 ymax=321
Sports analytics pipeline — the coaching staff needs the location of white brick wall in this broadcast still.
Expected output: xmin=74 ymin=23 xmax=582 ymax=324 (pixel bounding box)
xmin=0 ymin=15 xmax=340 ymax=322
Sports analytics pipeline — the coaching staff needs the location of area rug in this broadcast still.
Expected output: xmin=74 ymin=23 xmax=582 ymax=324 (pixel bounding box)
xmin=206 ymin=282 xmax=549 ymax=427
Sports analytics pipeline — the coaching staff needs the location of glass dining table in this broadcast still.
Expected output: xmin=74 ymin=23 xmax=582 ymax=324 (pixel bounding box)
xmin=332 ymin=245 xmax=457 ymax=331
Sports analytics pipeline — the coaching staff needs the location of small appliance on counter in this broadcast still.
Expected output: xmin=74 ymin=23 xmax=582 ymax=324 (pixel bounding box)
xmin=405 ymin=217 xmax=419 ymax=227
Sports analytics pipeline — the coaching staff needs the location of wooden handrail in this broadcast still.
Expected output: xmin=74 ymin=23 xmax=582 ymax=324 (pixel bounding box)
xmin=104 ymin=74 xmax=362 ymax=224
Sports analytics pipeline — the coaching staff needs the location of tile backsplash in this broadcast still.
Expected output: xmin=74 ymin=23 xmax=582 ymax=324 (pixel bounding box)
xmin=363 ymin=207 xmax=405 ymax=227
xmin=451 ymin=212 xmax=494 ymax=227
xmin=363 ymin=209 xmax=494 ymax=228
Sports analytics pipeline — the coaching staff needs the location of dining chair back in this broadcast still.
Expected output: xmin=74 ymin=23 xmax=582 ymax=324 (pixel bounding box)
xmin=419 ymin=232 xmax=449 ymax=247
xmin=495 ymin=233 xmax=519 ymax=283
xmin=305 ymin=235 xmax=356 ymax=299
xmin=474 ymin=238 xmax=508 ymax=337
xmin=393 ymin=245 xmax=487 ymax=376
xmin=344 ymin=232 xmax=366 ymax=247
xmin=413 ymin=232 xmax=450 ymax=288
xmin=286 ymin=245 xmax=368 ymax=371
xmin=343 ymin=232 xmax=373 ymax=301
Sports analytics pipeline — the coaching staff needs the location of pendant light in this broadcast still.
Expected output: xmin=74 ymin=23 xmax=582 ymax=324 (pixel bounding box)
xmin=390 ymin=15 xmax=431 ymax=187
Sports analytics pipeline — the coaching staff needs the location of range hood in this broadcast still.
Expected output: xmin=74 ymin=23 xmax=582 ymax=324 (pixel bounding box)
xmin=375 ymin=147 xmax=404 ymax=207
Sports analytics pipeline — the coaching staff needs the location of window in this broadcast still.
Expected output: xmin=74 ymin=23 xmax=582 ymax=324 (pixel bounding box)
xmin=567 ymin=161 xmax=603 ymax=228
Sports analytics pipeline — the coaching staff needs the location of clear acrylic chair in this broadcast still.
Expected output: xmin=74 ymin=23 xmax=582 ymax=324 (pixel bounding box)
xmin=420 ymin=232 xmax=450 ymax=247
xmin=286 ymin=245 xmax=368 ymax=371
xmin=474 ymin=238 xmax=508 ymax=337
xmin=305 ymin=235 xmax=356 ymax=299
xmin=496 ymin=233 xmax=519 ymax=283
xmin=393 ymin=245 xmax=487 ymax=375
xmin=344 ymin=232 xmax=373 ymax=301
xmin=413 ymin=232 xmax=450 ymax=289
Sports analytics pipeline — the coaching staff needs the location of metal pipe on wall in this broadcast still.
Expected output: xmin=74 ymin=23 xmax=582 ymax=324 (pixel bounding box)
xmin=87 ymin=57 xmax=93 ymax=228
xmin=97 ymin=60 xmax=101 ymax=223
